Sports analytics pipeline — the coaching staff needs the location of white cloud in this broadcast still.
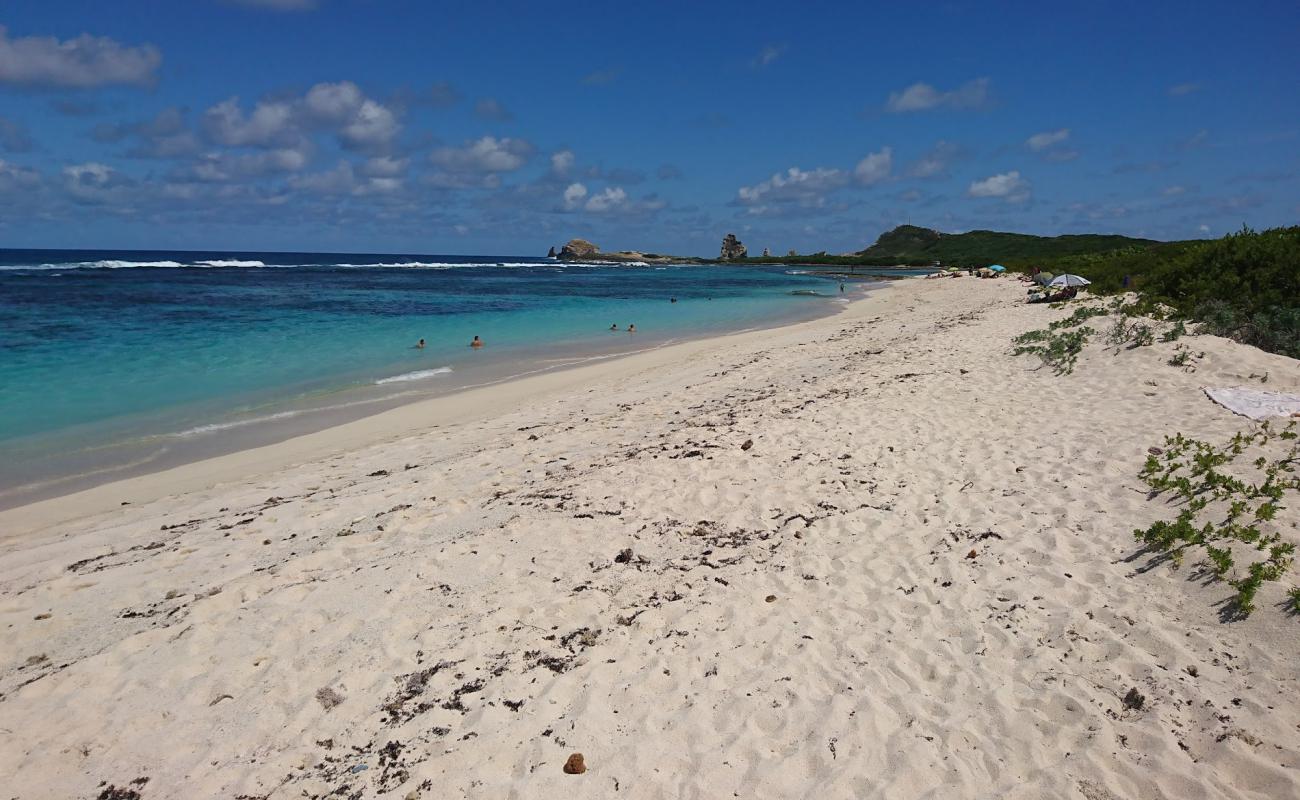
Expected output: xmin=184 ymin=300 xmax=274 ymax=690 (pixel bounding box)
xmin=853 ymin=147 xmax=892 ymax=185
xmin=203 ymin=82 xmax=400 ymax=153
xmin=968 ymin=170 xmax=1031 ymax=203
xmin=885 ymin=78 xmax=989 ymax=112
xmin=1026 ymin=128 xmax=1070 ymax=151
xmin=1162 ymin=185 xmax=1186 ymax=196
xmin=1168 ymin=83 xmax=1200 ymax=97
xmin=0 ymin=159 xmax=41 ymax=192
xmin=550 ymin=150 xmax=575 ymax=177
xmin=908 ymin=140 xmax=961 ymax=178
xmin=562 ymin=182 xmax=587 ymax=210
xmin=737 ymin=166 xmax=848 ymax=206
xmin=1198 ymin=224 xmax=1210 ymax=233
xmin=585 ymin=186 xmax=627 ymax=212
xmin=0 ymin=26 xmax=161 ymax=89
xmin=203 ymin=97 xmax=297 ymax=147
xmin=431 ymin=136 xmax=532 ymax=173
xmin=63 ymin=161 xmax=131 ymax=203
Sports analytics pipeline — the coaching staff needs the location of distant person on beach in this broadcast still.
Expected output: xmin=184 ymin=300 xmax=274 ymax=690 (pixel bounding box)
xmin=628 ymin=324 xmax=636 ymax=333
xmin=470 ymin=336 xmax=483 ymax=348
xmin=415 ymin=338 xmax=425 ymax=349
xmin=670 ymin=297 xmax=677 ymax=303
xmin=839 ymin=283 xmax=845 ymax=293
xmin=610 ymin=324 xmax=619 ymax=331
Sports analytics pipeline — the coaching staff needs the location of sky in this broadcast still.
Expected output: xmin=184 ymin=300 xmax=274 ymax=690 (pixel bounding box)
xmin=0 ymin=0 xmax=1297 ymax=256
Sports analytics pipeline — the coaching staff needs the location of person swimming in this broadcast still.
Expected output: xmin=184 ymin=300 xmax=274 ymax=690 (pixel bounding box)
xmin=627 ymin=324 xmax=636 ymax=333
xmin=670 ymin=297 xmax=677 ymax=303
xmin=470 ymin=336 xmax=483 ymax=348
xmin=610 ymin=324 xmax=619 ymax=331
xmin=415 ymin=338 xmax=425 ymax=349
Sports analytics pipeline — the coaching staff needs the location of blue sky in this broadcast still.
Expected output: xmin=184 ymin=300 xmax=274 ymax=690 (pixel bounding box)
xmin=0 ymin=0 xmax=1297 ymax=255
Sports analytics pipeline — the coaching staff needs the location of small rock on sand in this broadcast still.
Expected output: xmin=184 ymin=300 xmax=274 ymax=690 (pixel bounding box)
xmin=563 ymin=752 xmax=586 ymax=774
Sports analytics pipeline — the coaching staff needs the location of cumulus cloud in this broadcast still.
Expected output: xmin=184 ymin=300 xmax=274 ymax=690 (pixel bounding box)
xmin=562 ymin=182 xmax=587 ymax=210
xmin=908 ymin=140 xmax=963 ymax=178
xmin=0 ymin=158 xmax=40 ymax=192
xmin=853 ymin=147 xmax=892 ymax=185
xmin=737 ymin=167 xmax=848 ymax=207
xmin=885 ymin=78 xmax=990 ymax=112
xmin=203 ymin=97 xmax=298 ymax=147
xmin=431 ymin=136 xmax=532 ymax=173
xmin=203 ymin=82 xmax=400 ymax=152
xmin=63 ymin=161 xmax=132 ymax=204
xmin=584 ymin=186 xmax=627 ymax=212
xmin=1026 ymin=128 xmax=1070 ymax=151
xmin=550 ymin=149 xmax=575 ymax=177
xmin=0 ymin=26 xmax=161 ymax=89
xmin=968 ymin=170 xmax=1031 ymax=203
xmin=0 ymin=116 xmax=34 ymax=153
xmin=474 ymin=98 xmax=513 ymax=122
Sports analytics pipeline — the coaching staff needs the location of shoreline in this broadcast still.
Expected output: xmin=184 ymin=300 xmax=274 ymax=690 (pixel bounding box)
xmin=2 ymin=276 xmax=1297 ymax=799
xmin=0 ymin=284 xmax=858 ymax=521
xmin=0 ymin=288 xmax=864 ymax=537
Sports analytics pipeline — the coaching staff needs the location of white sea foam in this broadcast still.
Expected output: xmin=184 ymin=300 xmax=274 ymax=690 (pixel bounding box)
xmin=80 ymin=260 xmax=186 ymax=269
xmin=195 ymin=259 xmax=265 ymax=268
xmin=374 ymin=366 xmax=453 ymax=384
xmin=172 ymin=409 xmax=305 ymax=437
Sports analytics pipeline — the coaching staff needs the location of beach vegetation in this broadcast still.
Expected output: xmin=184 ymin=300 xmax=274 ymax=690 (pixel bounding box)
xmin=1011 ymin=326 xmax=1094 ymax=375
xmin=1135 ymin=421 xmax=1300 ymax=617
xmin=1012 ymin=226 xmax=1299 ymax=359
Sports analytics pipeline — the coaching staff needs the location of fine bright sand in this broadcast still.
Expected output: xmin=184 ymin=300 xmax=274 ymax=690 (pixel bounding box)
xmin=1 ymin=277 xmax=1297 ymax=799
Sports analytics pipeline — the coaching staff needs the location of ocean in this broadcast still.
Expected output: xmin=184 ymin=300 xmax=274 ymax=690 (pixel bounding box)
xmin=0 ymin=249 xmax=922 ymax=504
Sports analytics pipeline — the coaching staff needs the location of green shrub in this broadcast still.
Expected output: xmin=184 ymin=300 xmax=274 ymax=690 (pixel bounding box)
xmin=1135 ymin=422 xmax=1300 ymax=617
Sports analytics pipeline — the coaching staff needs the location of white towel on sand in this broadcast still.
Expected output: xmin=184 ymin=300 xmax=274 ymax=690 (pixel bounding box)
xmin=1204 ymin=387 xmax=1300 ymax=420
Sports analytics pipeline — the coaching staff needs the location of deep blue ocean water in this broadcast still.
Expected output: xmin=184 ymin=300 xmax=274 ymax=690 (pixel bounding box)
xmin=0 ymin=249 xmax=921 ymax=500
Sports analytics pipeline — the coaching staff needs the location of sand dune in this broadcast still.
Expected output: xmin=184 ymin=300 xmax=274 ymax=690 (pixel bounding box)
xmin=1 ymin=278 xmax=1297 ymax=799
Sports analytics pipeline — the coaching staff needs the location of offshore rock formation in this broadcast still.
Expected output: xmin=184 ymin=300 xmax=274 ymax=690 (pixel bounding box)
xmin=720 ymin=233 xmax=747 ymax=261
xmin=557 ymin=239 xmax=600 ymax=260
xmin=547 ymin=246 xmax=556 ymax=258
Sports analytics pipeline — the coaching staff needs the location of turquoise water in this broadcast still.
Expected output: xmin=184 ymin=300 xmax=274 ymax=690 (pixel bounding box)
xmin=0 ymin=250 xmax=919 ymax=500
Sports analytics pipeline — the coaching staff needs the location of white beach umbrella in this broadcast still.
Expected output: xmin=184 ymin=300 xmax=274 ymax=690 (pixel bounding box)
xmin=1049 ymin=274 xmax=1091 ymax=288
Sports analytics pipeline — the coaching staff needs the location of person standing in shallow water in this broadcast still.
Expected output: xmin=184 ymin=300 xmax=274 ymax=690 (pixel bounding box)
xmin=415 ymin=338 xmax=425 ymax=349
xmin=470 ymin=336 xmax=483 ymax=348
xmin=628 ymin=324 xmax=636 ymax=333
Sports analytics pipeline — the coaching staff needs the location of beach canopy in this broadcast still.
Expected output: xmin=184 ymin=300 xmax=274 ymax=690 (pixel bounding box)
xmin=988 ymin=264 xmax=1006 ymax=272
xmin=1033 ymin=272 xmax=1055 ymax=286
xmin=1049 ymin=274 xmax=1091 ymax=288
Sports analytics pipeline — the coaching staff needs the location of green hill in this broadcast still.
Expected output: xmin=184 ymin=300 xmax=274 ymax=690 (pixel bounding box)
xmin=856 ymin=224 xmax=1159 ymax=265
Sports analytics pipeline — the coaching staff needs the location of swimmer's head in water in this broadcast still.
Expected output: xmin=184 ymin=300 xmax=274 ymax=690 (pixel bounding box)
xmin=470 ymin=335 xmax=483 ymax=348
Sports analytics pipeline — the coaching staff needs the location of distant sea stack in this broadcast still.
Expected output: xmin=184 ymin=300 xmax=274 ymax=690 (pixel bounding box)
xmin=720 ymin=233 xmax=747 ymax=261
xmin=547 ymin=246 xmax=556 ymax=258
xmin=557 ymin=238 xmax=600 ymax=260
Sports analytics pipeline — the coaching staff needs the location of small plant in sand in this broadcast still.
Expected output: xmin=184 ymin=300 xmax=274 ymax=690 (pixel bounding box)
xmin=1012 ymin=303 xmax=1109 ymax=375
xmin=1011 ymin=326 xmax=1094 ymax=375
xmin=1288 ymin=586 xmax=1300 ymax=615
xmin=1166 ymin=345 xmax=1205 ymax=371
xmin=1135 ymin=420 xmax=1300 ymax=617
xmin=1160 ymin=320 xmax=1189 ymax=342
xmin=1106 ymin=316 xmax=1156 ymax=349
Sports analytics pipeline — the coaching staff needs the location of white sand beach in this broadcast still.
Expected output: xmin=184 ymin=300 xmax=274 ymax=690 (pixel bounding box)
xmin=1 ymin=277 xmax=1297 ymax=799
